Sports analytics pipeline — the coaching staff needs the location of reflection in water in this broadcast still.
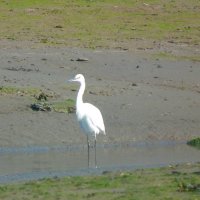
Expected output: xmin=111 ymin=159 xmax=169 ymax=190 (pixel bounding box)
xmin=0 ymin=142 xmax=199 ymax=183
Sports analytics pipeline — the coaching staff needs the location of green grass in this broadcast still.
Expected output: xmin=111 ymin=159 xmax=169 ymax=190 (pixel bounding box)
xmin=0 ymin=163 xmax=199 ymax=200
xmin=51 ymin=99 xmax=75 ymax=113
xmin=187 ymin=138 xmax=200 ymax=150
xmin=0 ymin=0 xmax=199 ymax=50
xmin=0 ymin=86 xmax=41 ymax=96
xmin=0 ymin=86 xmax=75 ymax=113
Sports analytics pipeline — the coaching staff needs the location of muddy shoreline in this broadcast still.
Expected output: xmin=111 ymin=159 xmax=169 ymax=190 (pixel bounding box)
xmin=0 ymin=44 xmax=200 ymax=183
xmin=0 ymin=46 xmax=200 ymax=147
xmin=0 ymin=142 xmax=199 ymax=184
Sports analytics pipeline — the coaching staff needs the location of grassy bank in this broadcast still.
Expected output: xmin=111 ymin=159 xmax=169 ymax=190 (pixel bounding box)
xmin=0 ymin=0 xmax=199 ymax=50
xmin=0 ymin=163 xmax=199 ymax=200
xmin=0 ymin=86 xmax=41 ymax=96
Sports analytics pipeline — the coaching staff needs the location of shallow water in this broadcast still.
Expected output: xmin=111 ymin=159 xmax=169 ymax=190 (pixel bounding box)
xmin=0 ymin=142 xmax=199 ymax=184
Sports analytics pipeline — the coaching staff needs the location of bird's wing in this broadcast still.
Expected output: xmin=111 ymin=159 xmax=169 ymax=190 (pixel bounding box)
xmin=84 ymin=103 xmax=105 ymax=134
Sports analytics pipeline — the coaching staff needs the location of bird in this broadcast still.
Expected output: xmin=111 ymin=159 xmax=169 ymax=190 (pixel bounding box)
xmin=68 ymin=74 xmax=106 ymax=168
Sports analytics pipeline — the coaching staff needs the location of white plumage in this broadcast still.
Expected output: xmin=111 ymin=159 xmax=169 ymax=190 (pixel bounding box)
xmin=77 ymin=103 xmax=105 ymax=137
xmin=68 ymin=74 xmax=106 ymax=167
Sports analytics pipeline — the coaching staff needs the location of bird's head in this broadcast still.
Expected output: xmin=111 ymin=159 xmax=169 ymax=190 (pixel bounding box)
xmin=68 ymin=74 xmax=85 ymax=83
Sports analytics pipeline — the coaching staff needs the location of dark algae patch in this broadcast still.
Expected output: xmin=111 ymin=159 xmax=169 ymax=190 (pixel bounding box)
xmin=187 ymin=138 xmax=200 ymax=150
xmin=31 ymin=93 xmax=75 ymax=113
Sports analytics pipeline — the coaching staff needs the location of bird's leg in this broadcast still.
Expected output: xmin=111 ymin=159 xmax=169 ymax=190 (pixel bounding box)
xmin=95 ymin=138 xmax=97 ymax=168
xmin=87 ymin=135 xmax=90 ymax=168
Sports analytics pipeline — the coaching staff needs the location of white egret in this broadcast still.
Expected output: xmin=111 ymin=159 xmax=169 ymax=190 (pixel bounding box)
xmin=68 ymin=74 xmax=106 ymax=168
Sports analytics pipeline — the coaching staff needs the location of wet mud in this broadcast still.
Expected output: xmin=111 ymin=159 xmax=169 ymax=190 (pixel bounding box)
xmin=0 ymin=46 xmax=200 ymax=183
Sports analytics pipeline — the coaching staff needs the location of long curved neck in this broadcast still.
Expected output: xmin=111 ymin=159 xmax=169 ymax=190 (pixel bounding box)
xmin=76 ymin=80 xmax=85 ymax=108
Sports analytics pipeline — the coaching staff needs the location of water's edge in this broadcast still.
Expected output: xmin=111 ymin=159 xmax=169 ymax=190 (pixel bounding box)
xmin=0 ymin=141 xmax=199 ymax=184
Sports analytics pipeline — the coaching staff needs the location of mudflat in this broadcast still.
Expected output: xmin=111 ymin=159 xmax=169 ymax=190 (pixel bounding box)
xmin=0 ymin=43 xmax=200 ymax=147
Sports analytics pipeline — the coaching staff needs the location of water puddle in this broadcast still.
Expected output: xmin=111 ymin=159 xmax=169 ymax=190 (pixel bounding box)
xmin=0 ymin=141 xmax=199 ymax=184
